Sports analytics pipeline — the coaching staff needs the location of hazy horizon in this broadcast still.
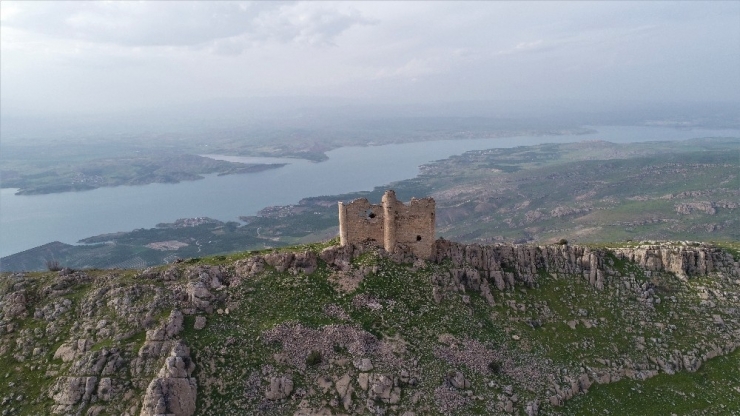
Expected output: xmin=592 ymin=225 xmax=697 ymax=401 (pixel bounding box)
xmin=2 ymin=1 xmax=739 ymax=131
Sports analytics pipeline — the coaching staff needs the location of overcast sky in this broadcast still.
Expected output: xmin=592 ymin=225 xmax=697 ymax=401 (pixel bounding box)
xmin=1 ymin=1 xmax=739 ymax=117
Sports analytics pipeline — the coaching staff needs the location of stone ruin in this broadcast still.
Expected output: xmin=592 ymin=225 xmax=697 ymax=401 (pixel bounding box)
xmin=338 ymin=190 xmax=436 ymax=259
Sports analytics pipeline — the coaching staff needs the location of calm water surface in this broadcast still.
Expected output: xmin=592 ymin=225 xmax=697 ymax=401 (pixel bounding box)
xmin=1 ymin=125 xmax=738 ymax=257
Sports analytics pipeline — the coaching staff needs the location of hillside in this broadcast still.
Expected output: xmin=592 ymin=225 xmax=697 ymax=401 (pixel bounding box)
xmin=2 ymin=239 xmax=740 ymax=415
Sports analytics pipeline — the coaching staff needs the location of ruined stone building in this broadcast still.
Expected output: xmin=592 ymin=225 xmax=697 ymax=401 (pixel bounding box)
xmin=338 ymin=190 xmax=435 ymax=259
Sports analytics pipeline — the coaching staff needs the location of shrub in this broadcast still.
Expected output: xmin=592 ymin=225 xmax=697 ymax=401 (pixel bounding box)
xmin=46 ymin=259 xmax=62 ymax=272
xmin=488 ymin=360 xmax=502 ymax=374
xmin=558 ymin=238 xmax=569 ymax=245
xmin=306 ymin=350 xmax=322 ymax=366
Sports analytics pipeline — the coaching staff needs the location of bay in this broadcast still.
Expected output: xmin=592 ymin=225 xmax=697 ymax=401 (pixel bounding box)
xmin=1 ymin=125 xmax=738 ymax=257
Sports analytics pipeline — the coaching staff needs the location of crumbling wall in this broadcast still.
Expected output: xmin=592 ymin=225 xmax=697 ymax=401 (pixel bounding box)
xmin=339 ymin=190 xmax=435 ymax=259
xmin=383 ymin=191 xmax=436 ymax=259
xmin=338 ymin=198 xmax=385 ymax=247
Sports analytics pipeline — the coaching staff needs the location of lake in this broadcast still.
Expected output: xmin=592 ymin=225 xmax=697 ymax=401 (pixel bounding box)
xmin=1 ymin=125 xmax=738 ymax=258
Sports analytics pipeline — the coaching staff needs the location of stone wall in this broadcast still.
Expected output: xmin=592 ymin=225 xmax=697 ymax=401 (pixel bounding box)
xmin=383 ymin=191 xmax=436 ymax=259
xmin=338 ymin=198 xmax=385 ymax=248
xmin=338 ymin=190 xmax=436 ymax=259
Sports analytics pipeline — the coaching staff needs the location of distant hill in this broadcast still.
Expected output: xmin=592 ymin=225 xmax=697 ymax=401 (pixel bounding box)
xmin=3 ymin=137 xmax=738 ymax=272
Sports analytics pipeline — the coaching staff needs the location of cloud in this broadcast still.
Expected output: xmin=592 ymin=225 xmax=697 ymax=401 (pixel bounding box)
xmin=1 ymin=1 xmax=738 ymax=116
xmin=1 ymin=1 xmax=374 ymax=51
xmin=251 ymin=3 xmax=376 ymax=46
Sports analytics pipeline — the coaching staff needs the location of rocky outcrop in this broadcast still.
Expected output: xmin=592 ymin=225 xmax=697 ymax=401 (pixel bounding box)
xmin=140 ymin=342 xmax=197 ymax=416
xmin=234 ymin=256 xmax=266 ymax=281
xmin=53 ymin=338 xmax=91 ymax=363
xmin=320 ymin=245 xmax=354 ymax=272
xmin=1 ymin=291 xmax=27 ymax=319
xmin=612 ymin=244 xmax=735 ymax=278
xmin=186 ymin=281 xmax=213 ymax=311
xmin=264 ymin=250 xmax=318 ymax=274
xmin=432 ymin=240 xmax=739 ymax=293
xmin=367 ymin=374 xmax=401 ymax=404
xmin=675 ymin=201 xmax=716 ymax=215
xmin=265 ymin=376 xmax=293 ymax=400
xmin=49 ymin=376 xmax=98 ymax=414
xmin=234 ymin=249 xmax=322 ymax=282
xmin=133 ymin=310 xmax=186 ymax=377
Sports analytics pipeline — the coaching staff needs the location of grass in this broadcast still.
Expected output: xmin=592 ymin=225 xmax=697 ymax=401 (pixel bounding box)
xmin=557 ymin=348 xmax=740 ymax=415
xmin=3 ymin=239 xmax=740 ymax=415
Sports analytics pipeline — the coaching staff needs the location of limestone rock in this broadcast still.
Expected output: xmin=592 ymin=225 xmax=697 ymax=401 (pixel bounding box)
xmin=264 ymin=252 xmax=295 ymax=273
xmin=234 ymin=256 xmax=266 ymax=281
xmin=2 ymin=291 xmax=27 ymax=318
xmin=368 ymin=374 xmax=401 ymax=404
xmin=316 ymin=376 xmax=333 ymax=394
xmin=526 ymin=400 xmax=539 ymax=416
xmin=578 ymin=373 xmax=592 ymax=392
xmin=320 ymin=245 xmax=353 ymax=271
xmin=264 ymin=250 xmax=318 ymax=274
xmin=358 ymin=373 xmax=369 ymax=391
xmin=49 ymin=376 xmax=98 ymax=414
xmin=140 ymin=342 xmax=197 ymax=416
xmin=165 ymin=310 xmax=184 ymax=338
xmin=292 ymin=251 xmax=318 ymax=275
xmin=447 ymin=371 xmax=471 ymax=389
xmin=334 ymin=373 xmax=354 ymax=410
xmin=186 ymin=265 xmax=225 ymax=289
xmin=194 ymin=316 xmax=206 ymax=330
xmin=480 ymin=279 xmax=495 ymax=305
xmin=87 ymin=405 xmax=105 ymax=416
xmin=186 ymin=281 xmax=212 ymax=310
xmin=97 ymin=377 xmax=112 ymax=401
xmin=53 ymin=339 xmax=91 ymax=363
xmin=265 ymin=376 xmax=294 ymax=400
xmin=353 ymin=357 xmax=374 ymax=372
xmin=140 ymin=378 xmax=197 ymax=416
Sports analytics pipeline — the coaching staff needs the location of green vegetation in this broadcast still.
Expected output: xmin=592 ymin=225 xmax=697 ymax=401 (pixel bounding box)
xmin=562 ymin=349 xmax=740 ymax=415
xmin=1 ymin=240 xmax=739 ymax=414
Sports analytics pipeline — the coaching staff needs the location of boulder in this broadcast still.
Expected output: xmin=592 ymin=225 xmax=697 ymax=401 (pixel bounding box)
xmin=194 ymin=316 xmax=206 ymax=330
xmin=353 ymin=358 xmax=374 ymax=372
xmin=2 ymin=291 xmax=27 ymax=318
xmin=334 ymin=373 xmax=354 ymax=410
xmin=368 ymin=374 xmax=401 ymax=404
xmin=447 ymin=371 xmax=470 ymax=389
xmin=265 ymin=376 xmax=294 ymax=400
xmin=53 ymin=339 xmax=91 ymax=363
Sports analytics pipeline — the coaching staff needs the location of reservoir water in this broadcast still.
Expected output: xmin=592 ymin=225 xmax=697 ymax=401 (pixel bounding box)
xmin=1 ymin=125 xmax=738 ymax=258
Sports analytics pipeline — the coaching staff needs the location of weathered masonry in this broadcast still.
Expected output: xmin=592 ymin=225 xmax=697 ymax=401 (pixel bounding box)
xmin=338 ymin=190 xmax=436 ymax=259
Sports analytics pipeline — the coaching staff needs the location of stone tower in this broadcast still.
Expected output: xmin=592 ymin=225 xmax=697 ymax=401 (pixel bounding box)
xmin=338 ymin=190 xmax=435 ymax=259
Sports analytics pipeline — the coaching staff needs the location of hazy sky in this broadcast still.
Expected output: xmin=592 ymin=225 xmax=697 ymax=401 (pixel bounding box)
xmin=1 ymin=1 xmax=739 ymax=116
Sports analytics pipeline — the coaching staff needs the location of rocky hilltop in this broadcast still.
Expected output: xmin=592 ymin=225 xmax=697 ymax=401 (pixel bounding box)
xmin=1 ymin=240 xmax=739 ymax=415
